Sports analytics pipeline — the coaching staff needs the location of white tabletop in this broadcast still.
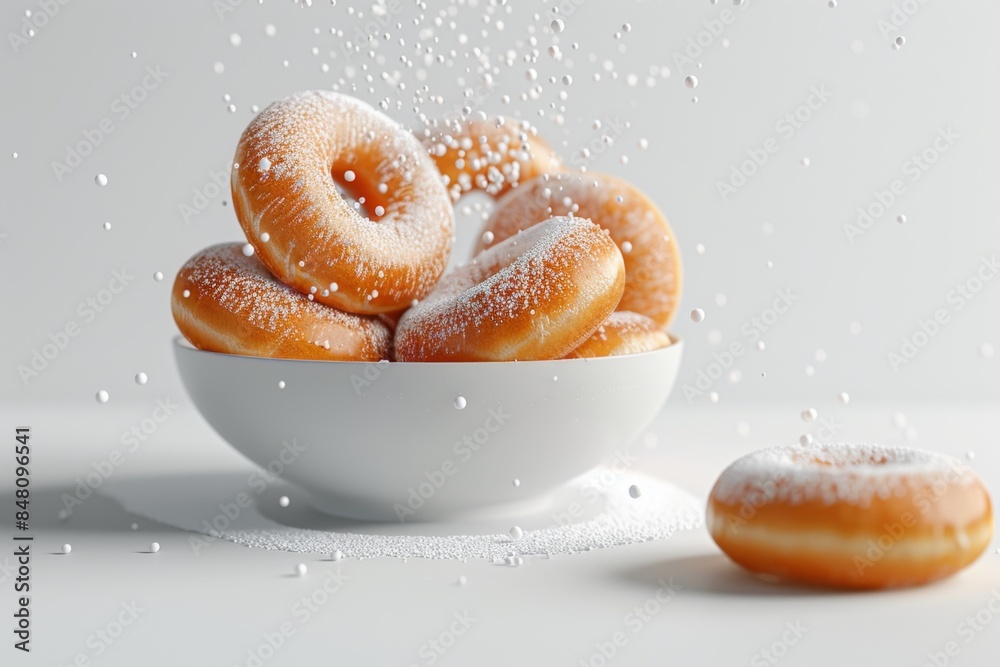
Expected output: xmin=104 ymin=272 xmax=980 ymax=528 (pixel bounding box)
xmin=2 ymin=401 xmax=998 ymax=666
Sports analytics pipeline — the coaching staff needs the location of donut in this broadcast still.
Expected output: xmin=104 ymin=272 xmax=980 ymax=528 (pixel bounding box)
xmin=566 ymin=311 xmax=672 ymax=358
xmin=172 ymin=243 xmax=393 ymax=361
xmin=231 ymin=90 xmax=454 ymax=315
xmin=422 ymin=115 xmax=563 ymax=201
xmin=707 ymin=444 xmax=993 ymax=589
xmin=477 ymin=172 xmax=682 ymax=327
xmin=394 ymin=216 xmax=625 ymax=362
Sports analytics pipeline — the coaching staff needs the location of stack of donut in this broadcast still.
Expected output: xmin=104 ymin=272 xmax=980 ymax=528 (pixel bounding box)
xmin=172 ymin=91 xmax=682 ymax=362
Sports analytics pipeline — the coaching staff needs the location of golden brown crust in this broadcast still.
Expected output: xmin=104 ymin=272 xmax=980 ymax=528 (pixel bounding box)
xmin=231 ymin=91 xmax=454 ymax=315
xmin=394 ymin=217 xmax=625 ymax=362
xmin=172 ymin=243 xmax=393 ymax=361
xmin=566 ymin=311 xmax=672 ymax=358
xmin=478 ymin=173 xmax=682 ymax=327
xmin=423 ymin=116 xmax=564 ymax=201
xmin=707 ymin=446 xmax=994 ymax=589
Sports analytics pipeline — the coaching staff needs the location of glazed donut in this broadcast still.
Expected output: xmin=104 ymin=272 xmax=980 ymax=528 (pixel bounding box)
xmin=231 ymin=90 xmax=454 ymax=315
xmin=708 ymin=444 xmax=993 ymax=589
xmin=422 ymin=115 xmax=563 ymax=201
xmin=395 ymin=216 xmax=625 ymax=362
xmin=172 ymin=243 xmax=393 ymax=361
xmin=566 ymin=311 xmax=671 ymax=358
xmin=477 ymin=172 xmax=682 ymax=327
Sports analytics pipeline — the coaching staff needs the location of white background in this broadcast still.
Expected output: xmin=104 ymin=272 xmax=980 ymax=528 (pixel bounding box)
xmin=3 ymin=0 xmax=998 ymax=407
xmin=2 ymin=2 xmax=1000 ymax=666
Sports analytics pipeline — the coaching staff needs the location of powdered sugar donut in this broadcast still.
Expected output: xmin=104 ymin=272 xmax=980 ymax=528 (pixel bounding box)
xmin=566 ymin=311 xmax=672 ymax=358
xmin=708 ymin=444 xmax=993 ymax=589
xmin=172 ymin=244 xmax=393 ymax=361
xmin=477 ymin=172 xmax=682 ymax=327
xmin=394 ymin=216 xmax=625 ymax=362
xmin=232 ymin=91 xmax=454 ymax=315
xmin=422 ymin=115 xmax=563 ymax=201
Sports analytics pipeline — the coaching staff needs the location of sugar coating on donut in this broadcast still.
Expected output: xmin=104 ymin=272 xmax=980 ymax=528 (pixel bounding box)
xmin=480 ymin=172 xmax=681 ymax=326
xmin=173 ymin=243 xmax=392 ymax=360
xmin=232 ymin=90 xmax=454 ymax=314
xmin=712 ymin=443 xmax=980 ymax=509
xmin=395 ymin=216 xmax=624 ymax=361
xmin=422 ymin=114 xmax=563 ymax=200
xmin=568 ymin=311 xmax=671 ymax=358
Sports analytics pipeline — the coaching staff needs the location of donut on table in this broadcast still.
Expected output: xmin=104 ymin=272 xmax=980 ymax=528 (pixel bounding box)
xmin=708 ymin=443 xmax=993 ymax=589
xmin=231 ymin=90 xmax=454 ymax=315
xmin=394 ymin=216 xmax=625 ymax=362
xmin=172 ymin=243 xmax=393 ymax=361
xmin=566 ymin=311 xmax=672 ymax=358
xmin=422 ymin=115 xmax=564 ymax=201
xmin=476 ymin=172 xmax=682 ymax=327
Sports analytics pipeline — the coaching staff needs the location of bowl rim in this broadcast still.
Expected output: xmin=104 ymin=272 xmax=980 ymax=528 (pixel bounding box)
xmin=172 ymin=333 xmax=682 ymax=367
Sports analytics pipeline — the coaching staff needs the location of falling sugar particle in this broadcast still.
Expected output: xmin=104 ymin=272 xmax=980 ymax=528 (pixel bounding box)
xmin=182 ymin=290 xmax=191 ymax=298
xmin=894 ymin=36 xmax=906 ymax=48
xmin=799 ymin=434 xmax=813 ymax=447
xmin=982 ymin=343 xmax=995 ymax=359
xmin=690 ymin=308 xmax=705 ymax=323
xmin=62 ymin=544 xmax=72 ymax=554
xmin=229 ymin=33 xmax=242 ymax=47
xmin=737 ymin=422 xmax=750 ymax=436
xmin=684 ymin=75 xmax=698 ymax=89
xmin=332 ymin=550 xmax=343 ymax=561
xmin=95 ymin=174 xmax=108 ymax=186
xmin=265 ymin=24 xmax=277 ymax=37
xmin=801 ymin=408 xmax=818 ymax=422
xmin=149 ymin=542 xmax=160 ymax=553
xmin=457 ymin=575 xmax=467 ymax=586
xmin=135 ymin=372 xmax=148 ymax=385
xmin=551 ymin=19 xmax=565 ymax=33
xmin=278 ymin=381 xmax=286 ymax=389
xmin=709 ymin=392 xmax=719 ymax=403
xmin=130 ymin=51 xmax=137 ymax=58
xmin=153 ymin=272 xmax=164 ymax=282
xmin=509 ymin=526 xmax=523 ymax=540
xmin=374 ymin=205 xmax=385 ymax=216
xmin=260 ymin=232 xmax=270 ymax=242
xmin=621 ymin=241 xmax=633 ymax=253
xmin=258 ymin=157 xmax=271 ymax=172
xmin=512 ymin=479 xmax=521 ymax=488
xmin=295 ymin=563 xmax=308 ymax=576
xmin=696 ymin=243 xmax=706 ymax=255
xmin=344 ymin=170 xmax=356 ymax=182
xmin=329 ymin=282 xmax=339 ymax=292
xmin=838 ymin=392 xmax=850 ymax=404
xmin=966 ymin=451 xmax=976 ymax=461
xmin=96 ymin=390 xmax=110 ymax=404
xmin=279 ymin=496 xmax=290 ymax=508
xmin=213 ymin=61 xmax=225 ymax=74
xmin=800 ymin=157 xmax=810 ymax=167
xmin=454 ymin=395 xmax=467 ymax=410
xmin=103 ymin=222 xmax=112 ymax=231
xmin=481 ymin=231 xmax=495 ymax=245
xmin=628 ymin=485 xmax=641 ymax=499
xmin=757 ymin=341 xmax=765 ymax=351
xmin=242 ymin=243 xmax=255 ymax=257
xmin=897 ymin=214 xmax=907 ymax=224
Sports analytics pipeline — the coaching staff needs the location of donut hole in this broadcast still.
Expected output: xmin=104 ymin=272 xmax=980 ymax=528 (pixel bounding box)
xmin=330 ymin=166 xmax=391 ymax=223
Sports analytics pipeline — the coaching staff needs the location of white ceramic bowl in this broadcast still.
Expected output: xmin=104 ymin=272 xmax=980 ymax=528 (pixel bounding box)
xmin=174 ymin=336 xmax=683 ymax=521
